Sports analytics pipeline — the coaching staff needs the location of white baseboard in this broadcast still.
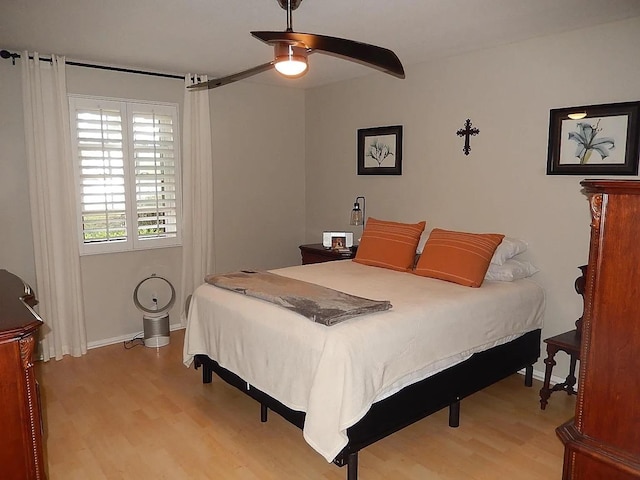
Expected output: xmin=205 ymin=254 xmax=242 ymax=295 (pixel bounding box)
xmin=87 ymin=323 xmax=185 ymax=350
xmin=519 ymin=367 xmax=572 ymax=389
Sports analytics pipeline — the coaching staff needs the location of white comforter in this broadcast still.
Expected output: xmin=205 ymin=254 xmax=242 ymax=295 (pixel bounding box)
xmin=183 ymin=260 xmax=544 ymax=462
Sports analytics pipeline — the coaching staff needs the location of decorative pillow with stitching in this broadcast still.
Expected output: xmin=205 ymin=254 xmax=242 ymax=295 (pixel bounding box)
xmin=353 ymin=217 xmax=427 ymax=272
xmin=413 ymin=228 xmax=505 ymax=287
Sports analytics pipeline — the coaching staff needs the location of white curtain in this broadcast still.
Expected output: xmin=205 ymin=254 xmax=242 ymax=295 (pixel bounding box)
xmin=180 ymin=75 xmax=215 ymax=324
xmin=21 ymin=52 xmax=87 ymax=361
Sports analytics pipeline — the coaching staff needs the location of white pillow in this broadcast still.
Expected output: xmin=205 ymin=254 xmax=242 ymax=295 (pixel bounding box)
xmin=416 ymin=228 xmax=432 ymax=254
xmin=490 ymin=237 xmax=528 ymax=265
xmin=485 ymin=258 xmax=539 ymax=282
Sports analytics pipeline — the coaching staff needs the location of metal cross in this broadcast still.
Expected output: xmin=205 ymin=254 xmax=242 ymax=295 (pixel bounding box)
xmin=456 ymin=119 xmax=480 ymax=155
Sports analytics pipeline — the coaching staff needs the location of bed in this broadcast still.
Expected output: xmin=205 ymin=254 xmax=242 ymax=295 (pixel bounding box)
xmin=183 ymin=259 xmax=544 ymax=479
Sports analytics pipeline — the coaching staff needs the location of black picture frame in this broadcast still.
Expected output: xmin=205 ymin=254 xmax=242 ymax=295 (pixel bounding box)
xmin=546 ymin=101 xmax=640 ymax=175
xmin=357 ymin=125 xmax=403 ymax=175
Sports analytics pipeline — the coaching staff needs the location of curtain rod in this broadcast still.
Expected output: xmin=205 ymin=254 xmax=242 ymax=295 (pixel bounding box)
xmin=0 ymin=49 xmax=184 ymax=80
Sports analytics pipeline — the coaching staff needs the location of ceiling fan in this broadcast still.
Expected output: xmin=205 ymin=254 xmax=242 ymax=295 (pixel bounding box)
xmin=189 ymin=0 xmax=405 ymax=90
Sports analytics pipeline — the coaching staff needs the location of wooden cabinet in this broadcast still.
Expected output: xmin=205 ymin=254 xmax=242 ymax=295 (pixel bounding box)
xmin=299 ymin=243 xmax=357 ymax=265
xmin=557 ymin=180 xmax=640 ymax=479
xmin=0 ymin=269 xmax=46 ymax=479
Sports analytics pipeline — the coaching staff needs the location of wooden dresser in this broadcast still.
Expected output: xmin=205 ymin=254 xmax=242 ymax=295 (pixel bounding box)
xmin=557 ymin=180 xmax=640 ymax=479
xmin=0 ymin=269 xmax=46 ymax=479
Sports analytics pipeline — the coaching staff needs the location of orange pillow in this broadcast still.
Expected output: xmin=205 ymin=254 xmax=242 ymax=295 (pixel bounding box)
xmin=413 ymin=228 xmax=504 ymax=287
xmin=354 ymin=217 xmax=426 ymax=272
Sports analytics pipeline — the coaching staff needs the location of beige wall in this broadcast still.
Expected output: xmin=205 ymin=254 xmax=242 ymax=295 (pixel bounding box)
xmin=0 ymin=63 xmax=305 ymax=346
xmin=304 ymin=16 xmax=640 ymax=376
xmin=0 ymin=61 xmax=36 ymax=287
xmin=209 ymin=82 xmax=306 ymax=274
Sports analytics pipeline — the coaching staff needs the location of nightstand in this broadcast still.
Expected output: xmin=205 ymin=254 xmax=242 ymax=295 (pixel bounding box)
xmin=299 ymin=243 xmax=357 ymax=265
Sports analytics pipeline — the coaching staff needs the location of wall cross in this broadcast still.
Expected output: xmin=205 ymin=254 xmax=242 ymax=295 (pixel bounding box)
xmin=456 ymin=119 xmax=479 ymax=155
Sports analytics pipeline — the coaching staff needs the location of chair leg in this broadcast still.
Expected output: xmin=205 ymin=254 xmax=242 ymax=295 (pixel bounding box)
xmin=540 ymin=345 xmax=559 ymax=410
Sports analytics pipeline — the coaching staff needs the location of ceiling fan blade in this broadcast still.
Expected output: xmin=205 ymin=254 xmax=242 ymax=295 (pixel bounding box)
xmin=188 ymin=62 xmax=275 ymax=90
xmin=251 ymin=31 xmax=405 ymax=79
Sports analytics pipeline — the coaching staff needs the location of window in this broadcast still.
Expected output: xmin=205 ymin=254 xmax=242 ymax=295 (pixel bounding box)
xmin=69 ymin=96 xmax=181 ymax=254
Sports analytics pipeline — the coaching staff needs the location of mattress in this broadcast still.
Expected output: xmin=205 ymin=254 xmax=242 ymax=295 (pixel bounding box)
xmin=183 ymin=260 xmax=545 ymax=462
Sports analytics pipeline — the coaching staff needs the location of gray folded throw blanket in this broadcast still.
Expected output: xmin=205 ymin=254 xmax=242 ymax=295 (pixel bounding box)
xmin=205 ymin=270 xmax=392 ymax=326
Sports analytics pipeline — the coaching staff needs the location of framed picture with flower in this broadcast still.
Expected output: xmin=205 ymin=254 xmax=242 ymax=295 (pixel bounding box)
xmin=357 ymin=125 xmax=403 ymax=175
xmin=546 ymin=101 xmax=640 ymax=175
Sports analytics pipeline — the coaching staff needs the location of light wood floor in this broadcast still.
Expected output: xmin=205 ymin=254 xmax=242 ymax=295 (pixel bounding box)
xmin=38 ymin=329 xmax=575 ymax=479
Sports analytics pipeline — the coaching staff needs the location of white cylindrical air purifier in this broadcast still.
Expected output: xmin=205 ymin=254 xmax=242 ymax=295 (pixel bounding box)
xmin=133 ymin=274 xmax=175 ymax=348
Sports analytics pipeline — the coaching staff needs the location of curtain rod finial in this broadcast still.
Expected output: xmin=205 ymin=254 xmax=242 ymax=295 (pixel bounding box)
xmin=0 ymin=49 xmax=20 ymax=65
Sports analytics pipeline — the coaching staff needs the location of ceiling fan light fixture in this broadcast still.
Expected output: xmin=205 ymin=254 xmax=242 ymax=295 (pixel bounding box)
xmin=274 ymin=44 xmax=308 ymax=77
xmin=189 ymin=0 xmax=405 ymax=90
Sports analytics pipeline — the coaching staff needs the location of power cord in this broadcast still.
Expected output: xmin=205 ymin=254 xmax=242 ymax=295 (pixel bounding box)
xmin=124 ymin=333 xmax=145 ymax=349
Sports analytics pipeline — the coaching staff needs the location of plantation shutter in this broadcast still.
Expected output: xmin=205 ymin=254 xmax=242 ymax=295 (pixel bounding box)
xmin=130 ymin=105 xmax=179 ymax=245
xmin=69 ymin=96 xmax=181 ymax=254
xmin=71 ymin=98 xmax=129 ymax=247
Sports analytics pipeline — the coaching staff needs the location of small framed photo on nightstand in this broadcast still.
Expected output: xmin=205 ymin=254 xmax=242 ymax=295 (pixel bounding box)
xmin=331 ymin=235 xmax=347 ymax=250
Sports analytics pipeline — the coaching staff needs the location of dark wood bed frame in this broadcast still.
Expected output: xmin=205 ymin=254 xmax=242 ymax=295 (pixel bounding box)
xmin=193 ymin=328 xmax=541 ymax=480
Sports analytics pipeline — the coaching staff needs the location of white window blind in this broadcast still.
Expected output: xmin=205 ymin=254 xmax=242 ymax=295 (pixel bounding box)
xmin=69 ymin=96 xmax=181 ymax=254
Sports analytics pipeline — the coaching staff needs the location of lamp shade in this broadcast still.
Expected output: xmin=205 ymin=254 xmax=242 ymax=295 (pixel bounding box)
xmin=274 ymin=44 xmax=308 ymax=77
xmin=349 ymin=196 xmax=366 ymax=227
xmin=350 ymin=204 xmax=363 ymax=226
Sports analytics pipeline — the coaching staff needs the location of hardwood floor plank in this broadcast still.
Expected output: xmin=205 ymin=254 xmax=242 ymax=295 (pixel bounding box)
xmin=38 ymin=329 xmax=574 ymax=479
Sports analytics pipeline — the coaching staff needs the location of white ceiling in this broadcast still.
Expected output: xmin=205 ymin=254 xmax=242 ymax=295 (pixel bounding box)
xmin=2 ymin=0 xmax=640 ymax=89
